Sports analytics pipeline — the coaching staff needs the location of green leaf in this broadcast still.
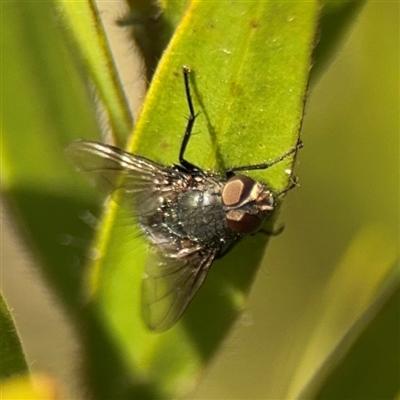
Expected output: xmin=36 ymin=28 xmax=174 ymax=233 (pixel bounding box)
xmin=0 ymin=293 xmax=28 ymax=378
xmin=191 ymin=5 xmax=399 ymax=398
xmin=1 ymin=2 xmax=101 ymax=310
xmin=88 ymin=1 xmax=319 ymax=398
xmin=58 ymin=0 xmax=132 ymax=147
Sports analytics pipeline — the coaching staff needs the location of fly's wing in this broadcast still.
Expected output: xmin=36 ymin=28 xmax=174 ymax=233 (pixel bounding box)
xmin=65 ymin=140 xmax=183 ymax=208
xmin=66 ymin=140 xmax=216 ymax=331
xmin=142 ymin=246 xmax=218 ymax=332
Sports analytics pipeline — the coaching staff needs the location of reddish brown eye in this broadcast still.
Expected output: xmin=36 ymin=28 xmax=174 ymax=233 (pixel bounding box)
xmin=222 ymin=175 xmax=255 ymax=206
xmin=226 ymin=211 xmax=263 ymax=234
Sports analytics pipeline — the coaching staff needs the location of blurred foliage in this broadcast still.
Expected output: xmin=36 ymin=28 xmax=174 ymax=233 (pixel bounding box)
xmin=316 ymin=286 xmax=400 ymax=399
xmin=0 ymin=374 xmax=60 ymax=400
xmin=59 ymin=0 xmax=132 ymax=147
xmin=1 ymin=1 xmax=398 ymax=399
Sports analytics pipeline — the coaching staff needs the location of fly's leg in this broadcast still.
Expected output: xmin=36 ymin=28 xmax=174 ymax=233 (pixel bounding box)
xmin=179 ymin=66 xmax=199 ymax=171
xmin=227 ymin=140 xmax=303 ymax=176
xmin=276 ymin=176 xmax=299 ymax=196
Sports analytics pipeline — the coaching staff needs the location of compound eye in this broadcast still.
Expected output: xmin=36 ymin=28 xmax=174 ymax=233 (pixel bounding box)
xmin=226 ymin=212 xmax=263 ymax=234
xmin=222 ymin=175 xmax=256 ymax=207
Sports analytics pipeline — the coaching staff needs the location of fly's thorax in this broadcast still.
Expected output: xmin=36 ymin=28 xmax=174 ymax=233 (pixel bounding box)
xmin=173 ymin=175 xmax=236 ymax=244
xmin=222 ymin=175 xmax=275 ymax=234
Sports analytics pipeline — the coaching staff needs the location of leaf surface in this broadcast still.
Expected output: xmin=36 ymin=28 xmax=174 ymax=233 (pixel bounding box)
xmin=88 ymin=2 xmax=319 ymax=397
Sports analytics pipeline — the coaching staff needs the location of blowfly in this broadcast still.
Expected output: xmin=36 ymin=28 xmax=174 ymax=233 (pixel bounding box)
xmin=66 ymin=66 xmax=301 ymax=332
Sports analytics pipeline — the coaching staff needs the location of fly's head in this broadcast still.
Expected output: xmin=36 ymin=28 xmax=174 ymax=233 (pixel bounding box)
xmin=222 ymin=175 xmax=275 ymax=235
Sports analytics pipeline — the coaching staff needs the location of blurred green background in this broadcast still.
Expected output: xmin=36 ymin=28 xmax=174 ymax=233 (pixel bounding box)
xmin=2 ymin=2 xmax=398 ymax=399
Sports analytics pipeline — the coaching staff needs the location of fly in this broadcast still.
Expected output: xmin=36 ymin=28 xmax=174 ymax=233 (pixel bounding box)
xmin=66 ymin=66 xmax=301 ymax=332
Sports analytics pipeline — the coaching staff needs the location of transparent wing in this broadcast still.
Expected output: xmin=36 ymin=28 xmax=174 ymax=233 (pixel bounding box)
xmin=141 ymin=246 xmax=218 ymax=332
xmin=65 ymin=140 xmax=184 ymax=208
xmin=66 ymin=140 xmax=216 ymax=331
